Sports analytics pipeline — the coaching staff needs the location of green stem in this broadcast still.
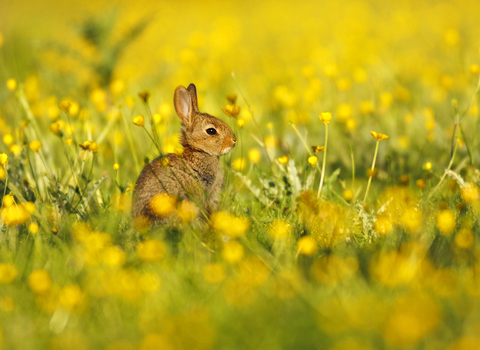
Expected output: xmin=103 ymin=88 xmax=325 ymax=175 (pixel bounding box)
xmin=363 ymin=140 xmax=380 ymax=205
xmin=317 ymin=125 xmax=329 ymax=198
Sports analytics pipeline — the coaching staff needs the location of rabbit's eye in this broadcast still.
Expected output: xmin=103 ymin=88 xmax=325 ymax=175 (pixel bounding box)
xmin=206 ymin=128 xmax=217 ymax=135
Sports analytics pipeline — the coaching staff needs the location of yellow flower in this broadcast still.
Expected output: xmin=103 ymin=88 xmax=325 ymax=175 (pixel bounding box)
xmin=342 ymin=189 xmax=354 ymax=201
xmin=138 ymin=90 xmax=150 ymax=102
xmin=308 ymin=156 xmax=318 ymax=167
xmin=29 ymin=140 xmax=42 ymax=152
xmin=460 ymin=182 xmax=480 ymax=203
xmin=278 ymin=155 xmax=289 ymax=164
xmin=103 ymin=246 xmax=126 ymax=267
xmin=113 ymin=163 xmax=120 ymax=171
xmin=319 ymin=112 xmax=332 ymax=125
xmin=336 ymin=103 xmax=352 ymax=122
xmin=1 ymin=202 xmax=35 ymax=226
xmin=28 ymin=222 xmax=39 ymax=234
xmin=138 ymin=239 xmax=166 ymax=262
xmin=160 ymin=157 xmax=170 ymax=167
xmin=49 ymin=122 xmax=61 ymax=135
xmin=374 ymin=215 xmax=393 ymax=235
xmin=297 ymin=236 xmax=318 ymax=256
xmin=360 ymin=100 xmax=374 ymax=114
xmin=65 ymin=138 xmax=73 ymax=146
xmin=0 ymin=153 xmax=8 ymax=165
xmin=28 ymin=270 xmax=52 ymax=293
xmin=237 ymin=118 xmax=246 ymax=128
xmin=436 ymin=209 xmax=456 ymax=235
xmin=79 ymin=141 xmax=98 ymax=153
xmin=0 ymin=166 xmax=6 ymax=180
xmin=150 ymin=193 xmax=177 ymax=217
xmin=470 ymin=64 xmax=480 ymax=75
xmin=203 ymin=263 xmax=226 ymax=283
xmin=269 ymin=219 xmax=292 ymax=240
xmin=0 ymin=263 xmax=17 ymax=284
xmin=133 ymin=115 xmax=145 ymax=127
xmin=177 ymin=200 xmax=199 ymax=223
xmin=233 ymin=157 xmax=247 ymax=171
xmin=59 ymin=100 xmax=72 ymax=114
xmin=222 ymin=104 xmax=241 ymax=118
xmin=152 ymin=113 xmax=162 ymax=124
xmin=425 ymin=162 xmax=432 ymax=170
xmin=311 ymin=145 xmax=325 ymax=154
xmin=455 ymin=228 xmax=474 ymax=249
xmin=226 ymin=93 xmax=238 ymax=104
xmin=221 ymin=240 xmax=244 ymax=264
xmin=6 ymin=78 xmax=17 ymax=91
xmin=59 ymin=284 xmax=84 ymax=310
xmin=370 ymin=131 xmax=389 ymax=141
xmin=211 ymin=211 xmax=250 ymax=238
xmin=3 ymin=134 xmax=13 ymax=146
xmin=248 ymin=148 xmax=261 ymax=163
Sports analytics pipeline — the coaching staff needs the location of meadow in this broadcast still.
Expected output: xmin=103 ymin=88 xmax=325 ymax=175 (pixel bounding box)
xmin=1 ymin=0 xmax=480 ymax=349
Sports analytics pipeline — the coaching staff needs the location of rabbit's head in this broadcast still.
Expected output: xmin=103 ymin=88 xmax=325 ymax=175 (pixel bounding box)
xmin=174 ymin=84 xmax=236 ymax=156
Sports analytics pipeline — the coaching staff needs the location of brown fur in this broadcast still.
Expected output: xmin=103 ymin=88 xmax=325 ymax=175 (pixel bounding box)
xmin=132 ymin=84 xmax=236 ymax=223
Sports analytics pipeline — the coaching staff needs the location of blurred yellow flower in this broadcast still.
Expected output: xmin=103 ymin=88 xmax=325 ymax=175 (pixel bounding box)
xmin=345 ymin=118 xmax=357 ymax=131
xmin=49 ymin=122 xmax=61 ymax=135
xmin=3 ymin=134 xmax=13 ymax=146
xmin=237 ymin=118 xmax=246 ymax=128
xmin=0 ymin=153 xmax=8 ymax=165
xmin=343 ymin=189 xmax=354 ymax=201
xmin=323 ymin=64 xmax=338 ymax=77
xmin=203 ymin=263 xmax=226 ymax=283
xmin=470 ymin=64 xmax=480 ymax=75
xmin=383 ymin=294 xmax=441 ymax=346
xmin=233 ymin=157 xmax=247 ymax=171
xmin=28 ymin=270 xmax=52 ymax=293
xmin=248 ymin=148 xmax=261 ymax=163
xmin=152 ymin=113 xmax=162 ymax=124
xmin=269 ymin=219 xmax=292 ymax=240
xmin=133 ymin=115 xmax=145 ymax=127
xmin=10 ymin=144 xmax=22 ymax=157
xmin=425 ymin=162 xmax=432 ymax=170
xmin=28 ymin=222 xmax=39 ymax=234
xmin=221 ymin=240 xmax=244 ymax=264
xmin=312 ymin=145 xmax=325 ymax=154
xmin=360 ymin=100 xmax=374 ymax=114
xmin=138 ymin=239 xmax=166 ymax=263
xmin=278 ymin=155 xmax=289 ymax=164
xmin=0 ymin=166 xmax=6 ymax=180
xmin=113 ymin=163 xmax=120 ymax=171
xmin=138 ymin=91 xmax=150 ymax=103
xmin=436 ymin=209 xmax=456 ymax=235
xmin=177 ymin=200 xmax=199 ymax=223
xmin=211 ymin=211 xmax=250 ymax=238
xmin=1 ymin=201 xmax=35 ymax=226
xmin=150 ymin=193 xmax=177 ymax=218
xmin=65 ymin=138 xmax=73 ymax=146
xmin=455 ymin=228 xmax=474 ymax=249
xmin=370 ymin=131 xmax=389 ymax=141
xmin=29 ymin=140 xmax=42 ymax=152
xmin=79 ymin=140 xmax=98 ymax=153
xmin=319 ymin=112 xmax=332 ymax=125
xmin=374 ymin=215 xmax=393 ymax=235
xmin=460 ymin=183 xmax=480 ymax=203
xmin=59 ymin=100 xmax=71 ymax=114
xmin=0 ymin=263 xmax=17 ymax=284
xmin=59 ymin=284 xmax=84 ymax=310
xmin=336 ymin=104 xmax=352 ymax=122
xmin=222 ymin=104 xmax=241 ymax=118
xmin=308 ymin=156 xmax=318 ymax=167
xmin=103 ymin=246 xmax=126 ymax=267
xmin=6 ymin=78 xmax=17 ymax=91
xmin=297 ymin=236 xmax=318 ymax=256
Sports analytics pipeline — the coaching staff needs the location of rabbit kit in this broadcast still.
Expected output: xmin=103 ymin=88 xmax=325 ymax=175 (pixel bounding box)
xmin=133 ymin=84 xmax=237 ymax=223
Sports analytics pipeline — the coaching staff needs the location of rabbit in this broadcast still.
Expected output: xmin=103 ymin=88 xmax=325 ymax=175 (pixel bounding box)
xmin=132 ymin=83 xmax=237 ymax=224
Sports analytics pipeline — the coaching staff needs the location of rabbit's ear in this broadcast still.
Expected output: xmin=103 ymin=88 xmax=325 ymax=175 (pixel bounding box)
xmin=187 ymin=84 xmax=199 ymax=113
xmin=174 ymin=85 xmax=193 ymax=126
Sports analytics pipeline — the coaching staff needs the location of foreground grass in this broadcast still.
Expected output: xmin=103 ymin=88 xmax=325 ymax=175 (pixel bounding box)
xmin=2 ymin=0 xmax=480 ymax=349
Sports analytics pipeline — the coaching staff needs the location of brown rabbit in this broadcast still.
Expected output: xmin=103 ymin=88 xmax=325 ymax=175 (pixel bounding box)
xmin=132 ymin=84 xmax=236 ymax=223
